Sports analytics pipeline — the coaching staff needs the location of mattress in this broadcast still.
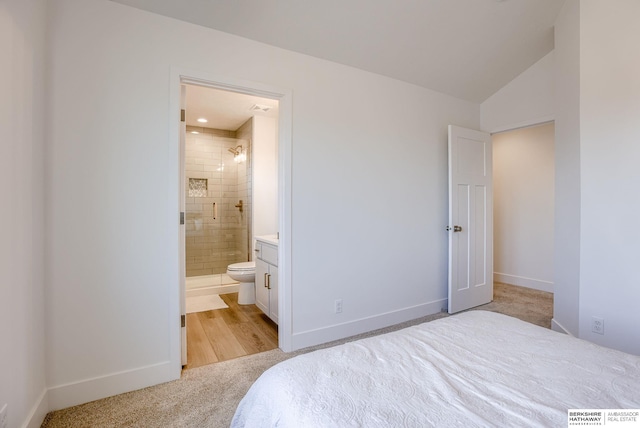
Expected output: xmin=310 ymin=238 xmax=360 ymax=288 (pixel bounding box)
xmin=231 ymin=311 xmax=640 ymax=427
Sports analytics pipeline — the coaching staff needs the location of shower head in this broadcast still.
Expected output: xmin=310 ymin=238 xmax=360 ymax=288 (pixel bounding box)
xmin=228 ymin=145 xmax=242 ymax=156
xmin=228 ymin=145 xmax=246 ymax=163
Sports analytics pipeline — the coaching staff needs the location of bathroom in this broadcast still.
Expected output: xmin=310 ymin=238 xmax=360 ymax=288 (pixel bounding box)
xmin=183 ymin=84 xmax=279 ymax=368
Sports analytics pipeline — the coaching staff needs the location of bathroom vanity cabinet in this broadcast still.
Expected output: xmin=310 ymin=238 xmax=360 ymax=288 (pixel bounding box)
xmin=255 ymin=239 xmax=278 ymax=324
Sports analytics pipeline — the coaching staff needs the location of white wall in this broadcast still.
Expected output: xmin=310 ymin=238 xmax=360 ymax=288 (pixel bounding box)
xmin=45 ymin=0 xmax=479 ymax=408
xmin=486 ymin=0 xmax=640 ymax=354
xmin=493 ymin=123 xmax=555 ymax=292
xmin=578 ymin=0 xmax=640 ymax=355
xmin=479 ymin=4 xmax=581 ymax=336
xmin=479 ymin=38 xmax=556 ymax=294
xmin=252 ymin=116 xmax=278 ymax=239
xmin=481 ymin=51 xmax=555 ymax=133
xmin=552 ymin=0 xmax=582 ymax=337
xmin=0 ymin=0 xmax=48 ymax=427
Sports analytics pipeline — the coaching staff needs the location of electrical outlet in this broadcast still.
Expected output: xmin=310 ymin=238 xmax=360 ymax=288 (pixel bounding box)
xmin=592 ymin=316 xmax=604 ymax=335
xmin=0 ymin=403 xmax=7 ymax=428
xmin=334 ymin=299 xmax=343 ymax=314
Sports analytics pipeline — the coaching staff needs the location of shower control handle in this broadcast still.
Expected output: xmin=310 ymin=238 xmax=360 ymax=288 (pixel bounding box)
xmin=235 ymin=199 xmax=243 ymax=213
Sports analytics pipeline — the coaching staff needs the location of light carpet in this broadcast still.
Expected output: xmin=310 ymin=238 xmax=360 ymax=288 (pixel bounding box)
xmin=186 ymin=294 xmax=228 ymax=313
xmin=41 ymin=283 xmax=553 ymax=428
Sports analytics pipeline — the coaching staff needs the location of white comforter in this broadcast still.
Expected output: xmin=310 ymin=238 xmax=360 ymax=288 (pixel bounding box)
xmin=232 ymin=311 xmax=640 ymax=427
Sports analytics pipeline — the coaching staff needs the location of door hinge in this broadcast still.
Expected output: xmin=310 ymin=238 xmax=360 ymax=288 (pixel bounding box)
xmin=181 ymin=314 xmax=186 ymax=328
xmin=180 ymin=212 xmax=184 ymax=225
xmin=180 ymin=109 xmax=185 ymax=122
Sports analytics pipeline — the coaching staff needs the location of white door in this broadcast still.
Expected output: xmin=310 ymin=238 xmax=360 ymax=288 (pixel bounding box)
xmin=448 ymin=125 xmax=493 ymax=314
xmin=180 ymin=84 xmax=187 ymax=365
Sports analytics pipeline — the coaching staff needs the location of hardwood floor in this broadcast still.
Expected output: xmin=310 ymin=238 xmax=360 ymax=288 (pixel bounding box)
xmin=184 ymin=292 xmax=278 ymax=370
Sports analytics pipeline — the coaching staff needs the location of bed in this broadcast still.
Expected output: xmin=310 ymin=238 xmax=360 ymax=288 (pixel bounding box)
xmin=231 ymin=311 xmax=640 ymax=427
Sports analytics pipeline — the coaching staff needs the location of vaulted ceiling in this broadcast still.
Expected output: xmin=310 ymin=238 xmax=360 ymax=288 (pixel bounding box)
xmin=110 ymin=0 xmax=565 ymax=103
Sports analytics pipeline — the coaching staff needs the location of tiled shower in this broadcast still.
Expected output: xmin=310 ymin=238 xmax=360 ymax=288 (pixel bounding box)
xmin=185 ymin=123 xmax=252 ymax=278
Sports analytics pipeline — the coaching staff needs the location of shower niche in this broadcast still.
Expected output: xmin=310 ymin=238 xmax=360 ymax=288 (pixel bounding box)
xmin=188 ymin=178 xmax=208 ymax=198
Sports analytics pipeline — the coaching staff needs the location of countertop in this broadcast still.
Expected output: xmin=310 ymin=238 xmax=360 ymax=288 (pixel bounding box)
xmin=255 ymin=234 xmax=278 ymax=246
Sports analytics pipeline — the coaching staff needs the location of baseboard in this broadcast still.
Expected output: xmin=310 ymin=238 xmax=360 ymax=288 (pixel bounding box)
xmin=291 ymin=298 xmax=447 ymax=351
xmin=551 ymin=318 xmax=574 ymax=336
xmin=23 ymin=388 xmax=48 ymax=428
xmin=47 ymin=360 xmax=179 ymax=411
xmin=494 ymin=272 xmax=554 ymax=293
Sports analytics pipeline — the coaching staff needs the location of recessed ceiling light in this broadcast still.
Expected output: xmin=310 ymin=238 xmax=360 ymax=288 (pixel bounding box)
xmin=197 ymin=118 xmax=208 ymax=123
xmin=191 ymin=131 xmax=200 ymax=134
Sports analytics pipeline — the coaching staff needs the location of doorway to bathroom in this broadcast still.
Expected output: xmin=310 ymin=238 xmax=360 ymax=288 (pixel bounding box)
xmin=181 ymin=83 xmax=280 ymax=369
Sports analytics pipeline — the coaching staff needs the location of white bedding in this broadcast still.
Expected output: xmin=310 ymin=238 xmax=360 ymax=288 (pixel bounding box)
xmin=231 ymin=311 xmax=640 ymax=427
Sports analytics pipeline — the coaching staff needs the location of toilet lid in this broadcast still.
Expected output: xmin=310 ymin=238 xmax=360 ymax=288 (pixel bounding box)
xmin=227 ymin=261 xmax=255 ymax=271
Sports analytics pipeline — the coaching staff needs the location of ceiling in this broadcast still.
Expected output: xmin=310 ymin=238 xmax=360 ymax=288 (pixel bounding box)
xmin=111 ymin=0 xmax=565 ymax=103
xmin=185 ymin=85 xmax=278 ymax=131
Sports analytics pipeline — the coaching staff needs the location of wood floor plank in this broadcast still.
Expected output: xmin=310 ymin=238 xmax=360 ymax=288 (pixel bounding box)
xmin=247 ymin=313 xmax=278 ymax=346
xmin=199 ymin=315 xmax=247 ymax=361
xmin=236 ymin=300 xmax=263 ymax=315
xmin=195 ymin=307 xmax=224 ymax=320
xmin=185 ymin=313 xmax=219 ymax=369
xmin=227 ymin=321 xmax=278 ymax=355
xmin=185 ymin=292 xmax=279 ymax=368
xmin=218 ymin=294 xmax=250 ymax=325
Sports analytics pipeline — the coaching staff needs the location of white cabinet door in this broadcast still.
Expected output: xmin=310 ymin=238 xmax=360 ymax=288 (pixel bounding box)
xmin=268 ymin=265 xmax=278 ymax=324
xmin=255 ymin=259 xmax=269 ymax=316
xmin=255 ymin=240 xmax=278 ymax=324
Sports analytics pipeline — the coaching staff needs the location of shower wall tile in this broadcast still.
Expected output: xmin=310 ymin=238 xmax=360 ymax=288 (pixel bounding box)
xmin=185 ymin=126 xmax=251 ymax=277
xmin=201 ymin=165 xmax=221 ymax=173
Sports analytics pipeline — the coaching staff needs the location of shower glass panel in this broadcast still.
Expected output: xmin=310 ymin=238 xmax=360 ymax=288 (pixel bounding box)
xmin=185 ymin=127 xmax=250 ymax=278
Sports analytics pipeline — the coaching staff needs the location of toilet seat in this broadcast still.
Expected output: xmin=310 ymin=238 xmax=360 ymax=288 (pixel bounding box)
xmin=227 ymin=261 xmax=255 ymax=272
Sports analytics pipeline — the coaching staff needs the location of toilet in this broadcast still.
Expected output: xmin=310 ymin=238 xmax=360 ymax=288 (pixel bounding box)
xmin=226 ymin=261 xmax=256 ymax=305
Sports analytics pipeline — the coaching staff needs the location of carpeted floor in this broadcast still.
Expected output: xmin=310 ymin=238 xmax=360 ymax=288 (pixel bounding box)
xmin=41 ymin=282 xmax=552 ymax=428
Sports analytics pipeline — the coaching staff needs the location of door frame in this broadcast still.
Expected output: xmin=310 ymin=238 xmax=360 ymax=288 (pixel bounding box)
xmin=169 ymin=68 xmax=294 ymax=372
